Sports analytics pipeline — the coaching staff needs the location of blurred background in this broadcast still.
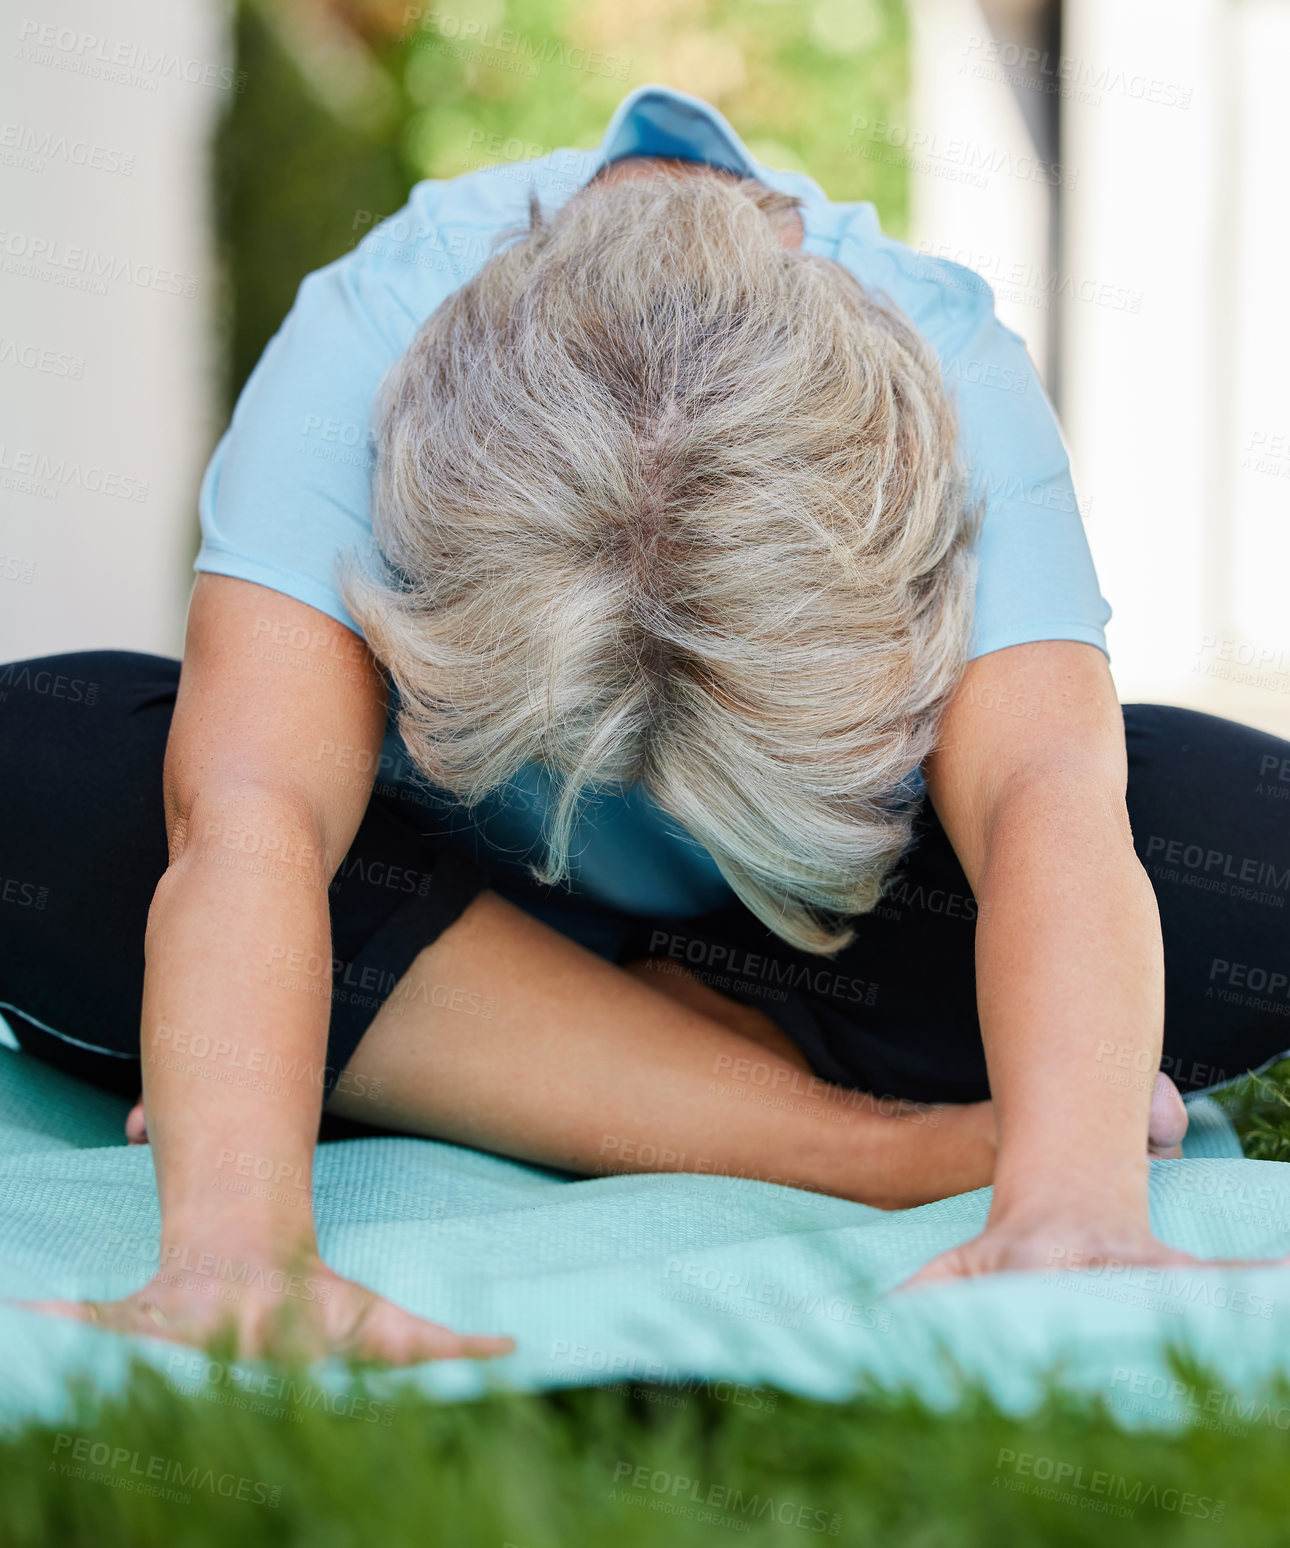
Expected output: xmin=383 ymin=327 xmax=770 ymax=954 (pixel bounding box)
xmin=2 ymin=0 xmax=1288 ymax=730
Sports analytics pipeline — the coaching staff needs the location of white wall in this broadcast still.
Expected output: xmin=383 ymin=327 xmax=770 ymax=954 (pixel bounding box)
xmin=0 ymin=1 xmax=227 ymax=661
xmin=911 ymin=0 xmax=1290 ymax=735
xmin=907 ymin=0 xmax=1055 ymax=380
xmin=1060 ymin=0 xmax=1232 ymax=711
xmin=1198 ymin=0 xmax=1290 ymax=735
xmin=1063 ymin=0 xmax=1290 ymax=735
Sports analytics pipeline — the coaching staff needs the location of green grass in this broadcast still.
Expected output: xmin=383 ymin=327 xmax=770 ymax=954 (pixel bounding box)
xmin=1211 ymin=1057 xmax=1290 ymax=1162
xmin=6 ymin=1064 xmax=1290 ymax=1547
xmin=3 ymin=1355 xmax=1288 ymax=1547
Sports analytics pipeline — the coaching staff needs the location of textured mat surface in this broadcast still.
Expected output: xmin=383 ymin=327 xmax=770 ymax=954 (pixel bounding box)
xmin=1 ymin=1041 xmax=1288 ymax=1429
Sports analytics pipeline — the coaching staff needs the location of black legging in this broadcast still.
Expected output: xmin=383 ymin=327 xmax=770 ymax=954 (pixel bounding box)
xmin=2 ymin=651 xmax=1289 ymax=1105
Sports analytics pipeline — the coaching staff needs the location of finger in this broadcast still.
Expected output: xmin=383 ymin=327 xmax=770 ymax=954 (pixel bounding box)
xmin=456 ymin=1333 xmax=516 ymax=1359
xmin=358 ymin=1303 xmax=515 ymax=1365
xmin=893 ymin=1253 xmax=964 ymax=1292
xmin=16 ymin=1296 xmax=193 ymax=1346
xmin=15 ymin=1297 xmax=98 ymax=1322
xmin=394 ymin=1319 xmax=516 ymax=1363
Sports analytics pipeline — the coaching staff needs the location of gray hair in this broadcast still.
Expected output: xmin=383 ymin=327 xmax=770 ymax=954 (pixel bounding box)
xmin=344 ymin=165 xmax=979 ymax=954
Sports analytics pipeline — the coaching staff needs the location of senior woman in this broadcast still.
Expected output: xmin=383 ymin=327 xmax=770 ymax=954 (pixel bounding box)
xmin=2 ymin=85 xmax=1286 ymax=1360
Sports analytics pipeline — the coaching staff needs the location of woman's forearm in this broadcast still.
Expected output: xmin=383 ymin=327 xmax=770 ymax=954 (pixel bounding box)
xmin=141 ymin=786 xmax=334 ymax=1260
xmin=973 ymin=771 xmax=1163 ymax=1223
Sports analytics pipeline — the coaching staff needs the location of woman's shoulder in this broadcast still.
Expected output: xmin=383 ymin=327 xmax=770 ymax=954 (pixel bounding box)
xmin=317 ymin=149 xmax=602 ymax=351
xmin=817 ymin=200 xmax=1003 ymax=354
xmin=194 ymin=147 xmax=602 ymax=635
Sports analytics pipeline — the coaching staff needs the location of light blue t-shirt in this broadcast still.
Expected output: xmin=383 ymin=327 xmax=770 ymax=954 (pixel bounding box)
xmin=195 ymin=83 xmax=1112 ymax=920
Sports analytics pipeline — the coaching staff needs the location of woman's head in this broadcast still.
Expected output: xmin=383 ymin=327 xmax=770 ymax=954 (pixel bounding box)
xmin=345 ymin=164 xmax=978 ymax=954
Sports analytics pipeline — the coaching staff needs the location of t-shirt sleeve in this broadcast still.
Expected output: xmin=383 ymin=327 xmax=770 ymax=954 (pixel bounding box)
xmin=195 ymin=159 xmax=555 ymax=633
xmin=942 ymin=302 xmax=1112 ymax=662
xmin=837 ymin=226 xmax=1112 ymax=663
xmin=194 ymin=254 xmax=419 ymax=635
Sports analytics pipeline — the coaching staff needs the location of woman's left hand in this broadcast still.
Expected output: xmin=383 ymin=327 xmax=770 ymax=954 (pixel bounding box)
xmin=899 ymin=1212 xmax=1285 ymax=1288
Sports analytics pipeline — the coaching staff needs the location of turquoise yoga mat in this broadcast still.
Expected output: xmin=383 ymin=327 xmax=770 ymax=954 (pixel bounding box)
xmin=1 ymin=1037 xmax=1290 ymax=1430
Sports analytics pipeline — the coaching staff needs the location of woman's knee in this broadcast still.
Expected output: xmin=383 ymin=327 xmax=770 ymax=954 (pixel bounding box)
xmin=0 ymin=653 xmax=180 ymax=1069
xmin=0 ymin=652 xmax=177 ymax=842
xmin=0 ymin=650 xmax=175 ymax=944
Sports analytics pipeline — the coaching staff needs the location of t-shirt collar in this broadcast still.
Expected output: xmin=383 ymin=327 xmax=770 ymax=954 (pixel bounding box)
xmin=593 ymin=84 xmax=757 ymax=178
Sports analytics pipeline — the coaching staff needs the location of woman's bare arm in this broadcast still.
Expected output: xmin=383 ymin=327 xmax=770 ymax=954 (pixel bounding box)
xmin=907 ymin=640 xmax=1262 ymax=1282
xmin=148 ymin=576 xmax=384 ymax=1255
xmin=32 ymin=575 xmax=512 ymax=1360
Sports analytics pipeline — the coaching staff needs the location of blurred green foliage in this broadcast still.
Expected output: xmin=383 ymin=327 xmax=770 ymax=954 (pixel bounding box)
xmin=1212 ymin=1058 xmax=1290 ymax=1162
xmin=214 ymin=0 xmax=909 ymax=406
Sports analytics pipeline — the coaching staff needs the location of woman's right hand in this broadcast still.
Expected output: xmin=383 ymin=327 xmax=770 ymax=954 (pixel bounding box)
xmin=23 ymin=1249 xmax=514 ymax=1365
